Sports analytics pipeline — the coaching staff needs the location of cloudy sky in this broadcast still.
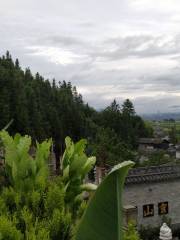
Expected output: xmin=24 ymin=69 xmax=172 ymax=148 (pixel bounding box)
xmin=1 ymin=0 xmax=180 ymax=114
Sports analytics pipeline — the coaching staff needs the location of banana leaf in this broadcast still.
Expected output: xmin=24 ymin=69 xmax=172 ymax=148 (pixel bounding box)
xmin=75 ymin=161 xmax=134 ymax=240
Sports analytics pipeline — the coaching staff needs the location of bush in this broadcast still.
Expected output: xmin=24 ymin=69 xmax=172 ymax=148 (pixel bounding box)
xmin=49 ymin=209 xmax=72 ymax=240
xmin=139 ymin=225 xmax=159 ymax=240
xmin=0 ymin=215 xmax=23 ymax=240
xmin=45 ymin=183 xmax=65 ymax=216
xmin=0 ymin=132 xmax=97 ymax=239
xmin=124 ymin=221 xmax=141 ymax=240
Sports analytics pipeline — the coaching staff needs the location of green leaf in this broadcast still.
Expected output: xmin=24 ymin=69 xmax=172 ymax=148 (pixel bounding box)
xmin=81 ymin=156 xmax=96 ymax=176
xmin=75 ymin=161 xmax=134 ymax=240
xmin=0 ymin=131 xmax=51 ymax=192
xmin=0 ymin=130 xmax=18 ymax=167
xmin=12 ymin=161 xmax=18 ymax=182
xmin=74 ymin=139 xmax=87 ymax=155
xmin=63 ymin=165 xmax=70 ymax=180
xmin=74 ymin=193 xmax=84 ymax=202
xmin=17 ymin=135 xmax=31 ymax=157
xmin=65 ymin=136 xmax=72 ymax=149
xmin=70 ymin=154 xmax=87 ymax=173
xmin=14 ymin=133 xmax=21 ymax=145
xmin=61 ymin=137 xmax=74 ymax=169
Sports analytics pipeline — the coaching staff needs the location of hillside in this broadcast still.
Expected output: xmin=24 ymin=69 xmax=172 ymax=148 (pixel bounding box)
xmin=0 ymin=51 xmax=151 ymax=168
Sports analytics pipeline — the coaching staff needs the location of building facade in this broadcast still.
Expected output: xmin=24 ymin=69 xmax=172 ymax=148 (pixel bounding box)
xmin=123 ymin=165 xmax=180 ymax=228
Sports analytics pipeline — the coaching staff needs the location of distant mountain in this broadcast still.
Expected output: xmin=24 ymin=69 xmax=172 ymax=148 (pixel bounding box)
xmin=141 ymin=112 xmax=180 ymax=121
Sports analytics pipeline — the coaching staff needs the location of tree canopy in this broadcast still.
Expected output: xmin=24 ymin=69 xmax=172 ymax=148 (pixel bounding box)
xmin=0 ymin=51 xmax=152 ymax=168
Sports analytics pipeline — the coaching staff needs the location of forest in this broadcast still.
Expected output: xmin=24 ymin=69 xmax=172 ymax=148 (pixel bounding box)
xmin=0 ymin=51 xmax=152 ymax=168
xmin=0 ymin=51 xmax=154 ymax=239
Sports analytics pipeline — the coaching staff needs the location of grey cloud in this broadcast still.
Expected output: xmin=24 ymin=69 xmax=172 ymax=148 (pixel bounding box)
xmin=37 ymin=35 xmax=85 ymax=47
xmin=2 ymin=0 xmax=180 ymax=113
xmin=134 ymin=96 xmax=180 ymax=114
xmin=142 ymin=70 xmax=180 ymax=92
xmin=170 ymin=105 xmax=180 ymax=109
xmin=96 ymin=34 xmax=180 ymax=60
xmin=77 ymin=22 xmax=95 ymax=28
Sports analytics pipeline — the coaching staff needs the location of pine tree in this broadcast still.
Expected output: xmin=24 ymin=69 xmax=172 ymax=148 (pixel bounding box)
xmin=122 ymin=99 xmax=135 ymax=116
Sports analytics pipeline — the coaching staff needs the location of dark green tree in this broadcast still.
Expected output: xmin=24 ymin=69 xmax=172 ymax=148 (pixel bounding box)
xmin=0 ymin=52 xmax=152 ymax=168
xmin=122 ymin=99 xmax=135 ymax=116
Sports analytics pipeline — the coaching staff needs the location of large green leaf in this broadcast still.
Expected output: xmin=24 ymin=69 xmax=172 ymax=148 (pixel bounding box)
xmin=74 ymin=139 xmax=87 ymax=154
xmin=0 ymin=131 xmax=51 ymax=192
xmin=75 ymin=161 xmax=134 ymax=240
xmin=61 ymin=136 xmax=74 ymax=169
xmin=81 ymin=156 xmax=96 ymax=177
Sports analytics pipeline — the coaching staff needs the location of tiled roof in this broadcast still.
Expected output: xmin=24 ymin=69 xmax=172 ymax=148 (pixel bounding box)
xmin=125 ymin=165 xmax=180 ymax=184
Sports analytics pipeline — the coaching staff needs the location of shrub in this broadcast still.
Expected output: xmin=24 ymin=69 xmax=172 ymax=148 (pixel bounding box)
xmin=45 ymin=183 xmax=65 ymax=216
xmin=124 ymin=221 xmax=141 ymax=240
xmin=0 ymin=132 xmax=97 ymax=239
xmin=49 ymin=209 xmax=72 ymax=240
xmin=139 ymin=225 xmax=159 ymax=240
xmin=0 ymin=215 xmax=23 ymax=240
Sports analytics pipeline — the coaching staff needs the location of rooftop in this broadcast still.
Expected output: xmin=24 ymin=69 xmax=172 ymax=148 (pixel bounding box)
xmin=125 ymin=165 xmax=180 ymax=184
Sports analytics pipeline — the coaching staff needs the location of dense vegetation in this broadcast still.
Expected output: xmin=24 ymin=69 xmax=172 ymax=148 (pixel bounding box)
xmin=0 ymin=131 xmax=97 ymax=239
xmin=0 ymin=52 xmax=154 ymax=239
xmin=0 ymin=131 xmax=138 ymax=240
xmin=0 ymin=51 xmax=151 ymax=168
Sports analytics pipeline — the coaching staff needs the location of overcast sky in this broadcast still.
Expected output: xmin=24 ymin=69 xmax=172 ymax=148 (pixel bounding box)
xmin=1 ymin=0 xmax=180 ymax=114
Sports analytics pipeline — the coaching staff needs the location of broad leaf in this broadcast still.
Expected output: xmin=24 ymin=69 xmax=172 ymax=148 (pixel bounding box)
xmin=70 ymin=154 xmax=87 ymax=173
xmin=75 ymin=161 xmax=134 ymax=240
xmin=81 ymin=157 xmax=96 ymax=176
xmin=63 ymin=165 xmax=70 ymax=180
xmin=74 ymin=139 xmax=87 ymax=155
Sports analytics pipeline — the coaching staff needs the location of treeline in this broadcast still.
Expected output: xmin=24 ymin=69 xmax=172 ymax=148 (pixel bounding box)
xmin=0 ymin=51 xmax=152 ymax=167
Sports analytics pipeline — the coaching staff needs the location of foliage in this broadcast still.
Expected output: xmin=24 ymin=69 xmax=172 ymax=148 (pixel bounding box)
xmin=137 ymin=150 xmax=174 ymax=167
xmin=151 ymin=120 xmax=180 ymax=143
xmin=172 ymin=227 xmax=180 ymax=239
xmin=75 ymin=161 xmax=134 ymax=240
xmin=48 ymin=209 xmax=71 ymax=240
xmin=0 ymin=131 xmax=96 ymax=239
xmin=139 ymin=225 xmax=159 ymax=240
xmin=96 ymin=99 xmax=152 ymax=155
xmin=91 ymin=127 xmax=135 ymax=166
xmin=124 ymin=221 xmax=141 ymax=240
xmin=0 ymin=52 xmax=151 ymax=168
xmin=61 ymin=136 xmax=96 ymax=215
xmin=0 ymin=130 xmax=51 ymax=193
xmin=169 ymin=125 xmax=178 ymax=144
xmin=139 ymin=212 xmax=172 ymax=240
xmin=144 ymin=121 xmax=154 ymax=137
xmin=122 ymin=99 xmax=135 ymax=116
xmin=0 ymin=215 xmax=23 ymax=240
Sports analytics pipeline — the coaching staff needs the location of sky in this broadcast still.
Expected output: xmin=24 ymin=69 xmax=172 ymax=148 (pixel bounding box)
xmin=1 ymin=0 xmax=180 ymax=114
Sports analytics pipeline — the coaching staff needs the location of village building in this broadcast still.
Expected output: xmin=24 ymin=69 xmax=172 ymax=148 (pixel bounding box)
xmin=123 ymin=165 xmax=180 ymax=229
xmin=138 ymin=138 xmax=170 ymax=153
xmin=95 ymin=164 xmax=180 ymax=229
